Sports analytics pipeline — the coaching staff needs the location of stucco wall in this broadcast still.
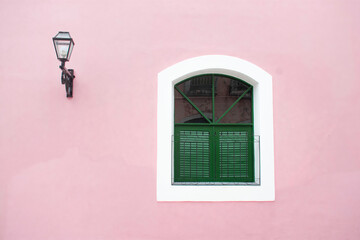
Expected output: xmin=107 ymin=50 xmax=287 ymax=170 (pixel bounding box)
xmin=1 ymin=0 xmax=360 ymax=239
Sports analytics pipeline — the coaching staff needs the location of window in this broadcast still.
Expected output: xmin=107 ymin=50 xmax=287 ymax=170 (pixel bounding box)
xmin=157 ymin=55 xmax=274 ymax=201
xmin=174 ymin=74 xmax=256 ymax=184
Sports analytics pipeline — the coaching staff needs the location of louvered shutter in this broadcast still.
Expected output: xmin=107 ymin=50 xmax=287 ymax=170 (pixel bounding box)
xmin=215 ymin=126 xmax=254 ymax=182
xmin=174 ymin=126 xmax=213 ymax=182
xmin=173 ymin=74 xmax=255 ymax=184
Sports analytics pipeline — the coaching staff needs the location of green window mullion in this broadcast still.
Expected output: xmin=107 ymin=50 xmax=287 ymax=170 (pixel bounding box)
xmin=209 ymin=127 xmax=215 ymax=181
xmin=251 ymin=87 xmax=255 ymax=181
xmin=212 ymin=74 xmax=215 ymax=123
xmin=214 ymin=126 xmax=220 ymax=181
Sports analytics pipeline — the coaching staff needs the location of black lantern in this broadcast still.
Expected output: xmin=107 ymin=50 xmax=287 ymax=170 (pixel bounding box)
xmin=53 ymin=31 xmax=75 ymax=98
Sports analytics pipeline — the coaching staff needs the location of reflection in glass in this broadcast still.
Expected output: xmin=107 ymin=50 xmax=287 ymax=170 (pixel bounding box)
xmin=175 ymin=74 xmax=251 ymax=124
xmin=176 ymin=75 xmax=212 ymax=120
xmin=174 ymin=88 xmax=208 ymax=123
xmin=219 ymin=98 xmax=252 ymax=123
xmin=214 ymin=76 xmax=251 ymax=123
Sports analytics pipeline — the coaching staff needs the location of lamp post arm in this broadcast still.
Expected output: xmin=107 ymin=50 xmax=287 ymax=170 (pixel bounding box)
xmin=59 ymin=61 xmax=75 ymax=98
xmin=59 ymin=61 xmax=75 ymax=79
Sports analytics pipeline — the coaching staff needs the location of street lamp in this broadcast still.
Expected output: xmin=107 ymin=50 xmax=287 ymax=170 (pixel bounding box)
xmin=53 ymin=31 xmax=75 ymax=98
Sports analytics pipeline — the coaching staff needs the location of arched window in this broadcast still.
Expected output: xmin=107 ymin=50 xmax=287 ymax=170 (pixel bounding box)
xmin=157 ymin=55 xmax=274 ymax=201
xmin=174 ymin=74 xmax=255 ymax=184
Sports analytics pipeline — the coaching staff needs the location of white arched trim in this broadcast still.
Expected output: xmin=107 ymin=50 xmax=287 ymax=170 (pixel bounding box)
xmin=157 ymin=55 xmax=275 ymax=201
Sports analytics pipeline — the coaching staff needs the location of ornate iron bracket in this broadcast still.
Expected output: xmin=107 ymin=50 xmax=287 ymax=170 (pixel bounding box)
xmin=59 ymin=62 xmax=75 ymax=98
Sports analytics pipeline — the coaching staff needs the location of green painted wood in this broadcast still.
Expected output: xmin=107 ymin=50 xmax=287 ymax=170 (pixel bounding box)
xmin=175 ymin=73 xmax=251 ymax=88
xmin=212 ymin=74 xmax=215 ymax=123
xmin=174 ymin=74 xmax=255 ymax=183
xmin=175 ymin=123 xmax=253 ymax=126
xmin=214 ymin=126 xmax=254 ymax=182
xmin=174 ymin=125 xmax=254 ymax=182
xmin=174 ymin=126 xmax=215 ymax=182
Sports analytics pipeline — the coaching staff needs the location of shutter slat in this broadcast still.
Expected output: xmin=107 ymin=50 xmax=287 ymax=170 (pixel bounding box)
xmin=178 ymin=130 xmax=210 ymax=179
xmin=219 ymin=131 xmax=249 ymax=178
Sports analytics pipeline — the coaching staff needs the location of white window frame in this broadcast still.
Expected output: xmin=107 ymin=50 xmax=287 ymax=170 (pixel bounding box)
xmin=157 ymin=55 xmax=275 ymax=201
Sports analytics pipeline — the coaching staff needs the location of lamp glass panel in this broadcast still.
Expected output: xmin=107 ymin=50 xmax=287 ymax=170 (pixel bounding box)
xmin=54 ymin=40 xmax=70 ymax=60
xmin=68 ymin=42 xmax=74 ymax=60
xmin=55 ymin=32 xmax=71 ymax=39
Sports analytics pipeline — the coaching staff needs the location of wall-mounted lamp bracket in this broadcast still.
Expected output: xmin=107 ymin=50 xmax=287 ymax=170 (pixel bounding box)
xmin=60 ymin=61 xmax=75 ymax=98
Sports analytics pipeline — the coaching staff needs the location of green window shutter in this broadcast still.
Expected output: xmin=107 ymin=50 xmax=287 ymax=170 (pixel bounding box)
xmin=215 ymin=126 xmax=254 ymax=182
xmin=174 ymin=126 xmax=213 ymax=182
xmin=174 ymin=74 xmax=255 ymax=184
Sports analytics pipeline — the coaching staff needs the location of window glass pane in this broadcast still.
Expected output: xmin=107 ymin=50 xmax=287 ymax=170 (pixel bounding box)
xmin=214 ymin=75 xmax=251 ymax=123
xmin=176 ymin=75 xmax=212 ymax=122
xmin=174 ymin=89 xmax=208 ymax=123
xmin=219 ymin=97 xmax=252 ymax=123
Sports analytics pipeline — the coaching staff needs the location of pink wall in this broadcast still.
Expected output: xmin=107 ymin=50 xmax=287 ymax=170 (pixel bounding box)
xmin=1 ymin=0 xmax=360 ymax=239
